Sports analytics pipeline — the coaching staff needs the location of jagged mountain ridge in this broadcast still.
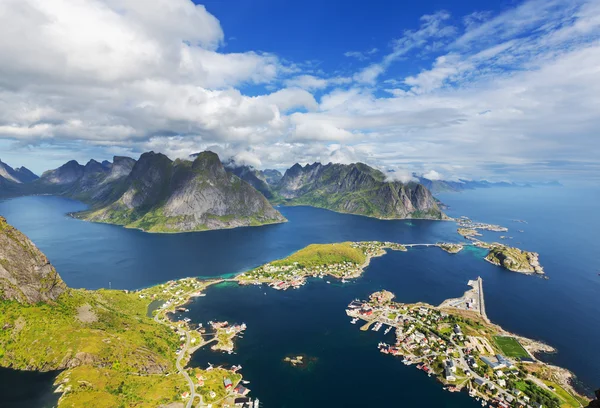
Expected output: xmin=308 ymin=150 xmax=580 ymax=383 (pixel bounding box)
xmin=79 ymin=151 xmax=286 ymax=232
xmin=0 ymin=216 xmax=66 ymax=304
xmin=276 ymin=162 xmax=445 ymax=219
xmin=0 ymin=159 xmax=39 ymax=184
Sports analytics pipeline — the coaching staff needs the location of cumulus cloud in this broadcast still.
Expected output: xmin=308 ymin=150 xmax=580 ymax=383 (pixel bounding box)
xmin=0 ymin=0 xmax=599 ymax=183
xmin=423 ymin=170 xmax=442 ymax=180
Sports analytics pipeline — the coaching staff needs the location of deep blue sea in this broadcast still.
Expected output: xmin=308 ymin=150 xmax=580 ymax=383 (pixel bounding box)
xmin=0 ymin=186 xmax=598 ymax=407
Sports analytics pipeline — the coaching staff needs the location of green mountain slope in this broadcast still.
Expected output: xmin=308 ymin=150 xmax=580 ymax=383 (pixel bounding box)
xmin=276 ymin=162 xmax=446 ymax=219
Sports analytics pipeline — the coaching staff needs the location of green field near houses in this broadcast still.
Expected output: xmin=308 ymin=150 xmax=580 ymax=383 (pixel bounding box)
xmin=493 ymin=336 xmax=530 ymax=358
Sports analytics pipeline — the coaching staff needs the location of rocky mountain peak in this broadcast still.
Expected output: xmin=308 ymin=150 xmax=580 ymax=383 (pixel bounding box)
xmin=41 ymin=160 xmax=84 ymax=185
xmin=84 ymin=159 xmax=108 ymax=175
xmin=192 ymin=151 xmax=226 ymax=178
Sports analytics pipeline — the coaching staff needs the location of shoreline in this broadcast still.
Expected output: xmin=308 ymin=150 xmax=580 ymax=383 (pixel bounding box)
xmin=349 ymin=288 xmax=591 ymax=406
xmin=135 ymin=239 xmax=591 ymax=405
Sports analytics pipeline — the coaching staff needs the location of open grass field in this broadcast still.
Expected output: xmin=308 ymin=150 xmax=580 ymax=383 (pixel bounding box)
xmin=493 ymin=336 xmax=530 ymax=359
xmin=272 ymin=242 xmax=367 ymax=268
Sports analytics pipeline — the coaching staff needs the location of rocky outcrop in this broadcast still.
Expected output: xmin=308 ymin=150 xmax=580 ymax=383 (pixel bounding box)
xmin=485 ymin=245 xmax=544 ymax=274
xmin=80 ymin=151 xmax=286 ymax=232
xmin=0 ymin=216 xmax=66 ymax=303
xmin=276 ymin=162 xmax=445 ymax=219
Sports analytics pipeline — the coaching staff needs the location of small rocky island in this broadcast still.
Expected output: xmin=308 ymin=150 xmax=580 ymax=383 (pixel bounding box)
xmin=437 ymin=243 xmax=464 ymax=254
xmin=485 ymin=245 xmax=544 ymax=274
xmin=283 ymin=354 xmax=317 ymax=369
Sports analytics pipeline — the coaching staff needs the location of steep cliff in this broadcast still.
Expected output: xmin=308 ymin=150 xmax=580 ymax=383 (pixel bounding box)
xmin=0 ymin=216 xmax=66 ymax=303
xmin=277 ymin=162 xmax=445 ymax=219
xmin=79 ymin=151 xmax=286 ymax=232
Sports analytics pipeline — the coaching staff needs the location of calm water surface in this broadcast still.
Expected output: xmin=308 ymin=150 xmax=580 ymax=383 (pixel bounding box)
xmin=0 ymin=186 xmax=598 ymax=406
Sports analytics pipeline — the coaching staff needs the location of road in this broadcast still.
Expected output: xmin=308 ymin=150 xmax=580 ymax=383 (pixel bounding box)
xmin=153 ymin=293 xmax=197 ymax=408
xmin=176 ymin=330 xmax=196 ymax=408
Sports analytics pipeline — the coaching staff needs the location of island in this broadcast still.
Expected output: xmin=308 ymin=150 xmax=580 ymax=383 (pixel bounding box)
xmin=485 ymin=245 xmax=545 ymax=274
xmin=347 ymin=282 xmax=588 ymax=408
xmin=237 ymin=241 xmax=407 ymax=289
xmin=458 ymin=228 xmax=482 ymax=238
xmin=437 ymin=243 xmax=464 ymax=254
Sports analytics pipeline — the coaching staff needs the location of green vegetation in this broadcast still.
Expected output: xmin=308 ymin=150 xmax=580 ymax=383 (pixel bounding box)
xmin=485 ymin=245 xmax=542 ymax=273
xmin=493 ymin=336 xmax=530 ymax=359
xmin=512 ymin=380 xmax=561 ymax=408
xmin=0 ymin=288 xmax=186 ymax=406
xmin=271 ymin=242 xmax=367 ymax=268
xmin=457 ymin=228 xmax=481 ymax=237
xmin=542 ymin=380 xmax=587 ymax=408
xmin=192 ymin=367 xmax=242 ymax=405
xmin=56 ymin=366 xmax=186 ymax=408
xmin=438 ymin=243 xmax=464 ymax=253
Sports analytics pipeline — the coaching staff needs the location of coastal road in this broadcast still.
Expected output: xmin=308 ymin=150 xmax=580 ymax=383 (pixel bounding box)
xmin=177 ymin=329 xmax=196 ymax=408
xmin=153 ymin=298 xmax=197 ymax=408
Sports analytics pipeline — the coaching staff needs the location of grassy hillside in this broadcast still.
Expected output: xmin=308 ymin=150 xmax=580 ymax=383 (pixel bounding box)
xmin=271 ymin=242 xmax=367 ymax=268
xmin=0 ymin=288 xmax=188 ymax=406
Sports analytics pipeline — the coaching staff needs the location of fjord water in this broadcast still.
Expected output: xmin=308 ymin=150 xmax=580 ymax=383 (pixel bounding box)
xmin=0 ymin=186 xmax=598 ymax=406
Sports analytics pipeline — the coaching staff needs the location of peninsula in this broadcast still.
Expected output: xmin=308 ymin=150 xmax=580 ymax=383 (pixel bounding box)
xmin=348 ymin=284 xmax=589 ymax=408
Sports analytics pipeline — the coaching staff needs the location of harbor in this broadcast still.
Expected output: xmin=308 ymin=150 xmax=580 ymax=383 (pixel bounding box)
xmin=346 ymin=282 xmax=583 ymax=408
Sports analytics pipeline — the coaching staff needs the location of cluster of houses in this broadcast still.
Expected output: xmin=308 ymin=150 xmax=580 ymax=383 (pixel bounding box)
xmin=240 ymin=259 xmax=363 ymax=289
xmin=238 ymin=241 xmax=409 ymax=290
xmin=348 ymin=294 xmax=555 ymax=408
xmin=456 ymin=217 xmax=509 ymax=232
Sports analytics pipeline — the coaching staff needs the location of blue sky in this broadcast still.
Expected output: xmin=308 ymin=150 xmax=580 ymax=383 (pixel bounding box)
xmin=0 ymin=0 xmax=599 ymax=183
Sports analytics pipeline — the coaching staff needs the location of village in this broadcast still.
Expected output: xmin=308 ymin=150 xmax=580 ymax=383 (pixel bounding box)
xmin=138 ymin=278 xmax=259 ymax=408
xmin=457 ymin=216 xmax=510 ymax=233
xmin=347 ymin=285 xmax=582 ymax=408
xmin=237 ymin=241 xmax=407 ymax=290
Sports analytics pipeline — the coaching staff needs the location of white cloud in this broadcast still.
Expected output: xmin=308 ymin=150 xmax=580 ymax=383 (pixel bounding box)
xmin=355 ymin=11 xmax=457 ymax=84
xmin=1 ymin=0 xmax=599 ymax=183
xmin=344 ymin=47 xmax=379 ymax=61
xmin=423 ymin=170 xmax=442 ymax=180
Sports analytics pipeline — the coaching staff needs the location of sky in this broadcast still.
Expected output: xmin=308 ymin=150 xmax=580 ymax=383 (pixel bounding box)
xmin=0 ymin=0 xmax=599 ymax=183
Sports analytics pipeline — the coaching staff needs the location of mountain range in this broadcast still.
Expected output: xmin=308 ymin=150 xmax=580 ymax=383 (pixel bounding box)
xmin=230 ymin=162 xmax=446 ymax=220
xmin=0 ymin=153 xmax=448 ymax=231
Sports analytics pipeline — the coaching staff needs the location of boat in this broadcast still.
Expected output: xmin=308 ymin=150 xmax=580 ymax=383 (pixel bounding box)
xmin=326 ymin=281 xmax=331 ymax=284
xmin=350 ymin=318 xmax=358 ymax=324
xmin=242 ymin=380 xmax=250 ymax=384
xmin=384 ymin=326 xmax=392 ymax=335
